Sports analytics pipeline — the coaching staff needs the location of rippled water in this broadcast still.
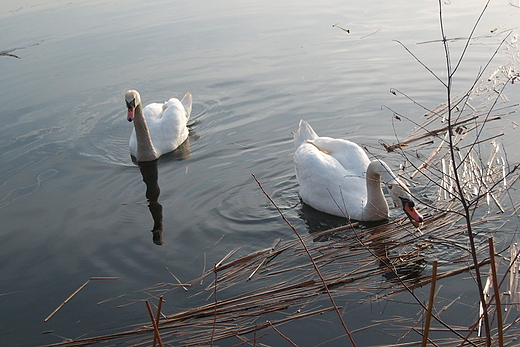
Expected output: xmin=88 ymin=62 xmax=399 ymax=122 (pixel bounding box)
xmin=1 ymin=0 xmax=520 ymax=345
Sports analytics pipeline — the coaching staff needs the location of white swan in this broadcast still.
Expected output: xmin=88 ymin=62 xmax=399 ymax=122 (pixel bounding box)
xmin=294 ymin=120 xmax=423 ymax=227
xmin=125 ymin=90 xmax=192 ymax=162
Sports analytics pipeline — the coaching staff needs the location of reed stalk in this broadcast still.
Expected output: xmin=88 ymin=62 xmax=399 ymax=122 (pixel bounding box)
xmin=145 ymin=300 xmax=164 ymax=347
xmin=488 ymin=237 xmax=504 ymax=347
xmin=422 ymin=261 xmax=438 ymax=347
xmin=152 ymin=296 xmax=163 ymax=347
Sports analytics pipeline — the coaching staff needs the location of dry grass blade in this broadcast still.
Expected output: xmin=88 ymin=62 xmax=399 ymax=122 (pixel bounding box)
xmin=165 ymin=267 xmax=189 ymax=291
xmin=248 ymin=238 xmax=282 ymax=281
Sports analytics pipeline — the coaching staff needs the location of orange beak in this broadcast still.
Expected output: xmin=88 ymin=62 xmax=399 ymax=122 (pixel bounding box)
xmin=400 ymin=197 xmax=424 ymax=228
xmin=127 ymin=107 xmax=134 ymax=122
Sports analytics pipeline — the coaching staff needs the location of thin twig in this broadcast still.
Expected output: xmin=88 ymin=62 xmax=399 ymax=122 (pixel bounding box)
xmin=437 ymin=0 xmax=492 ymax=342
xmin=252 ymin=174 xmax=357 ymax=347
xmin=268 ymin=321 xmax=299 ymax=346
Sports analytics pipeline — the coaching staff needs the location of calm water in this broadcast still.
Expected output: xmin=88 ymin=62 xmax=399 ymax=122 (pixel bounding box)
xmin=1 ymin=0 xmax=520 ymax=345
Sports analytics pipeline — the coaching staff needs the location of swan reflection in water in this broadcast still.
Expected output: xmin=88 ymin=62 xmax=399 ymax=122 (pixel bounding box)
xmin=135 ymin=138 xmax=192 ymax=245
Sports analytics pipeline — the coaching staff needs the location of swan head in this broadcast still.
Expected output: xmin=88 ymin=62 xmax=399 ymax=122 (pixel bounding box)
xmin=125 ymin=90 xmax=141 ymax=122
xmin=369 ymin=160 xmax=423 ymax=228
xmin=387 ymin=183 xmax=424 ymax=228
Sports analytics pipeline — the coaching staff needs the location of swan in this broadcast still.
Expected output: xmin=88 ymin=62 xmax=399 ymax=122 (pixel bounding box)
xmin=294 ymin=120 xmax=423 ymax=227
xmin=125 ymin=90 xmax=192 ymax=162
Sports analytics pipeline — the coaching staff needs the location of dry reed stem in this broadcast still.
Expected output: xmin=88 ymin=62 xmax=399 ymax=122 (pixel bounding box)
xmin=248 ymin=238 xmax=282 ymax=281
xmin=422 ymin=261 xmax=438 ymax=347
xmin=145 ymin=300 xmax=163 ymax=347
xmin=165 ymin=267 xmax=189 ymax=291
xmin=210 ymin=263 xmax=218 ymax=346
xmin=97 ymin=294 xmax=126 ymax=305
xmin=488 ymin=238 xmax=504 ymax=347
xmin=44 ymin=277 xmax=119 ymax=322
xmin=152 ymin=296 xmax=163 ymax=347
xmin=44 ymin=279 xmax=91 ymax=322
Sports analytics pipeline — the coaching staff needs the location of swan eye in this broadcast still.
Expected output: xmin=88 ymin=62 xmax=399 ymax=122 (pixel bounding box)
xmin=387 ymin=184 xmax=393 ymax=190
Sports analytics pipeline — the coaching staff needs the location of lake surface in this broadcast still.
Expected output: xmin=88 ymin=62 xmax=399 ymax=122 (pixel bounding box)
xmin=1 ymin=0 xmax=520 ymax=346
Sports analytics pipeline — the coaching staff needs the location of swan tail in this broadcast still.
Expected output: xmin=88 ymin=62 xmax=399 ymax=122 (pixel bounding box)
xmin=294 ymin=120 xmax=318 ymax=148
xmin=181 ymin=92 xmax=193 ymax=121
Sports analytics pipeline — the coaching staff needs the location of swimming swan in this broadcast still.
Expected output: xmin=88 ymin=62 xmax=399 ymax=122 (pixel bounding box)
xmin=125 ymin=90 xmax=192 ymax=162
xmin=294 ymin=120 xmax=423 ymax=227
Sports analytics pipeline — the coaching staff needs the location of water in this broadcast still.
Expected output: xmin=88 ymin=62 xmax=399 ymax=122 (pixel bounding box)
xmin=1 ymin=0 xmax=520 ymax=345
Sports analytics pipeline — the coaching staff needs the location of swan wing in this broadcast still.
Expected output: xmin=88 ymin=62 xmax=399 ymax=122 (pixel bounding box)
xmin=294 ymin=142 xmax=368 ymax=219
xmin=146 ymin=98 xmax=190 ymax=156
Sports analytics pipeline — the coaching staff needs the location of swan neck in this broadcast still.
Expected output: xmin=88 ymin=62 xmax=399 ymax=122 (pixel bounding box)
xmin=133 ymin=104 xmax=158 ymax=161
xmin=364 ymin=161 xmax=390 ymax=219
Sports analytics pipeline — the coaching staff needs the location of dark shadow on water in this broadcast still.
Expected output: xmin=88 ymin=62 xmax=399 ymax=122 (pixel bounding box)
xmin=298 ymin=202 xmax=384 ymax=241
xmin=298 ymin=203 xmax=350 ymax=235
xmin=135 ymin=138 xmax=192 ymax=245
xmin=367 ymin=226 xmax=426 ymax=284
xmin=298 ymin=201 xmax=426 ymax=283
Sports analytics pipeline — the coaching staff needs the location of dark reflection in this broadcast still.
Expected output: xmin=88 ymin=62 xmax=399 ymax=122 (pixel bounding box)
xmin=135 ymin=138 xmax=192 ymax=245
xmin=299 ymin=201 xmax=425 ymax=283
xmin=138 ymin=160 xmax=163 ymax=245
xmin=368 ymin=229 xmax=426 ymax=284
xmin=298 ymin=202 xmax=379 ymax=242
xmin=298 ymin=203 xmax=352 ymax=242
